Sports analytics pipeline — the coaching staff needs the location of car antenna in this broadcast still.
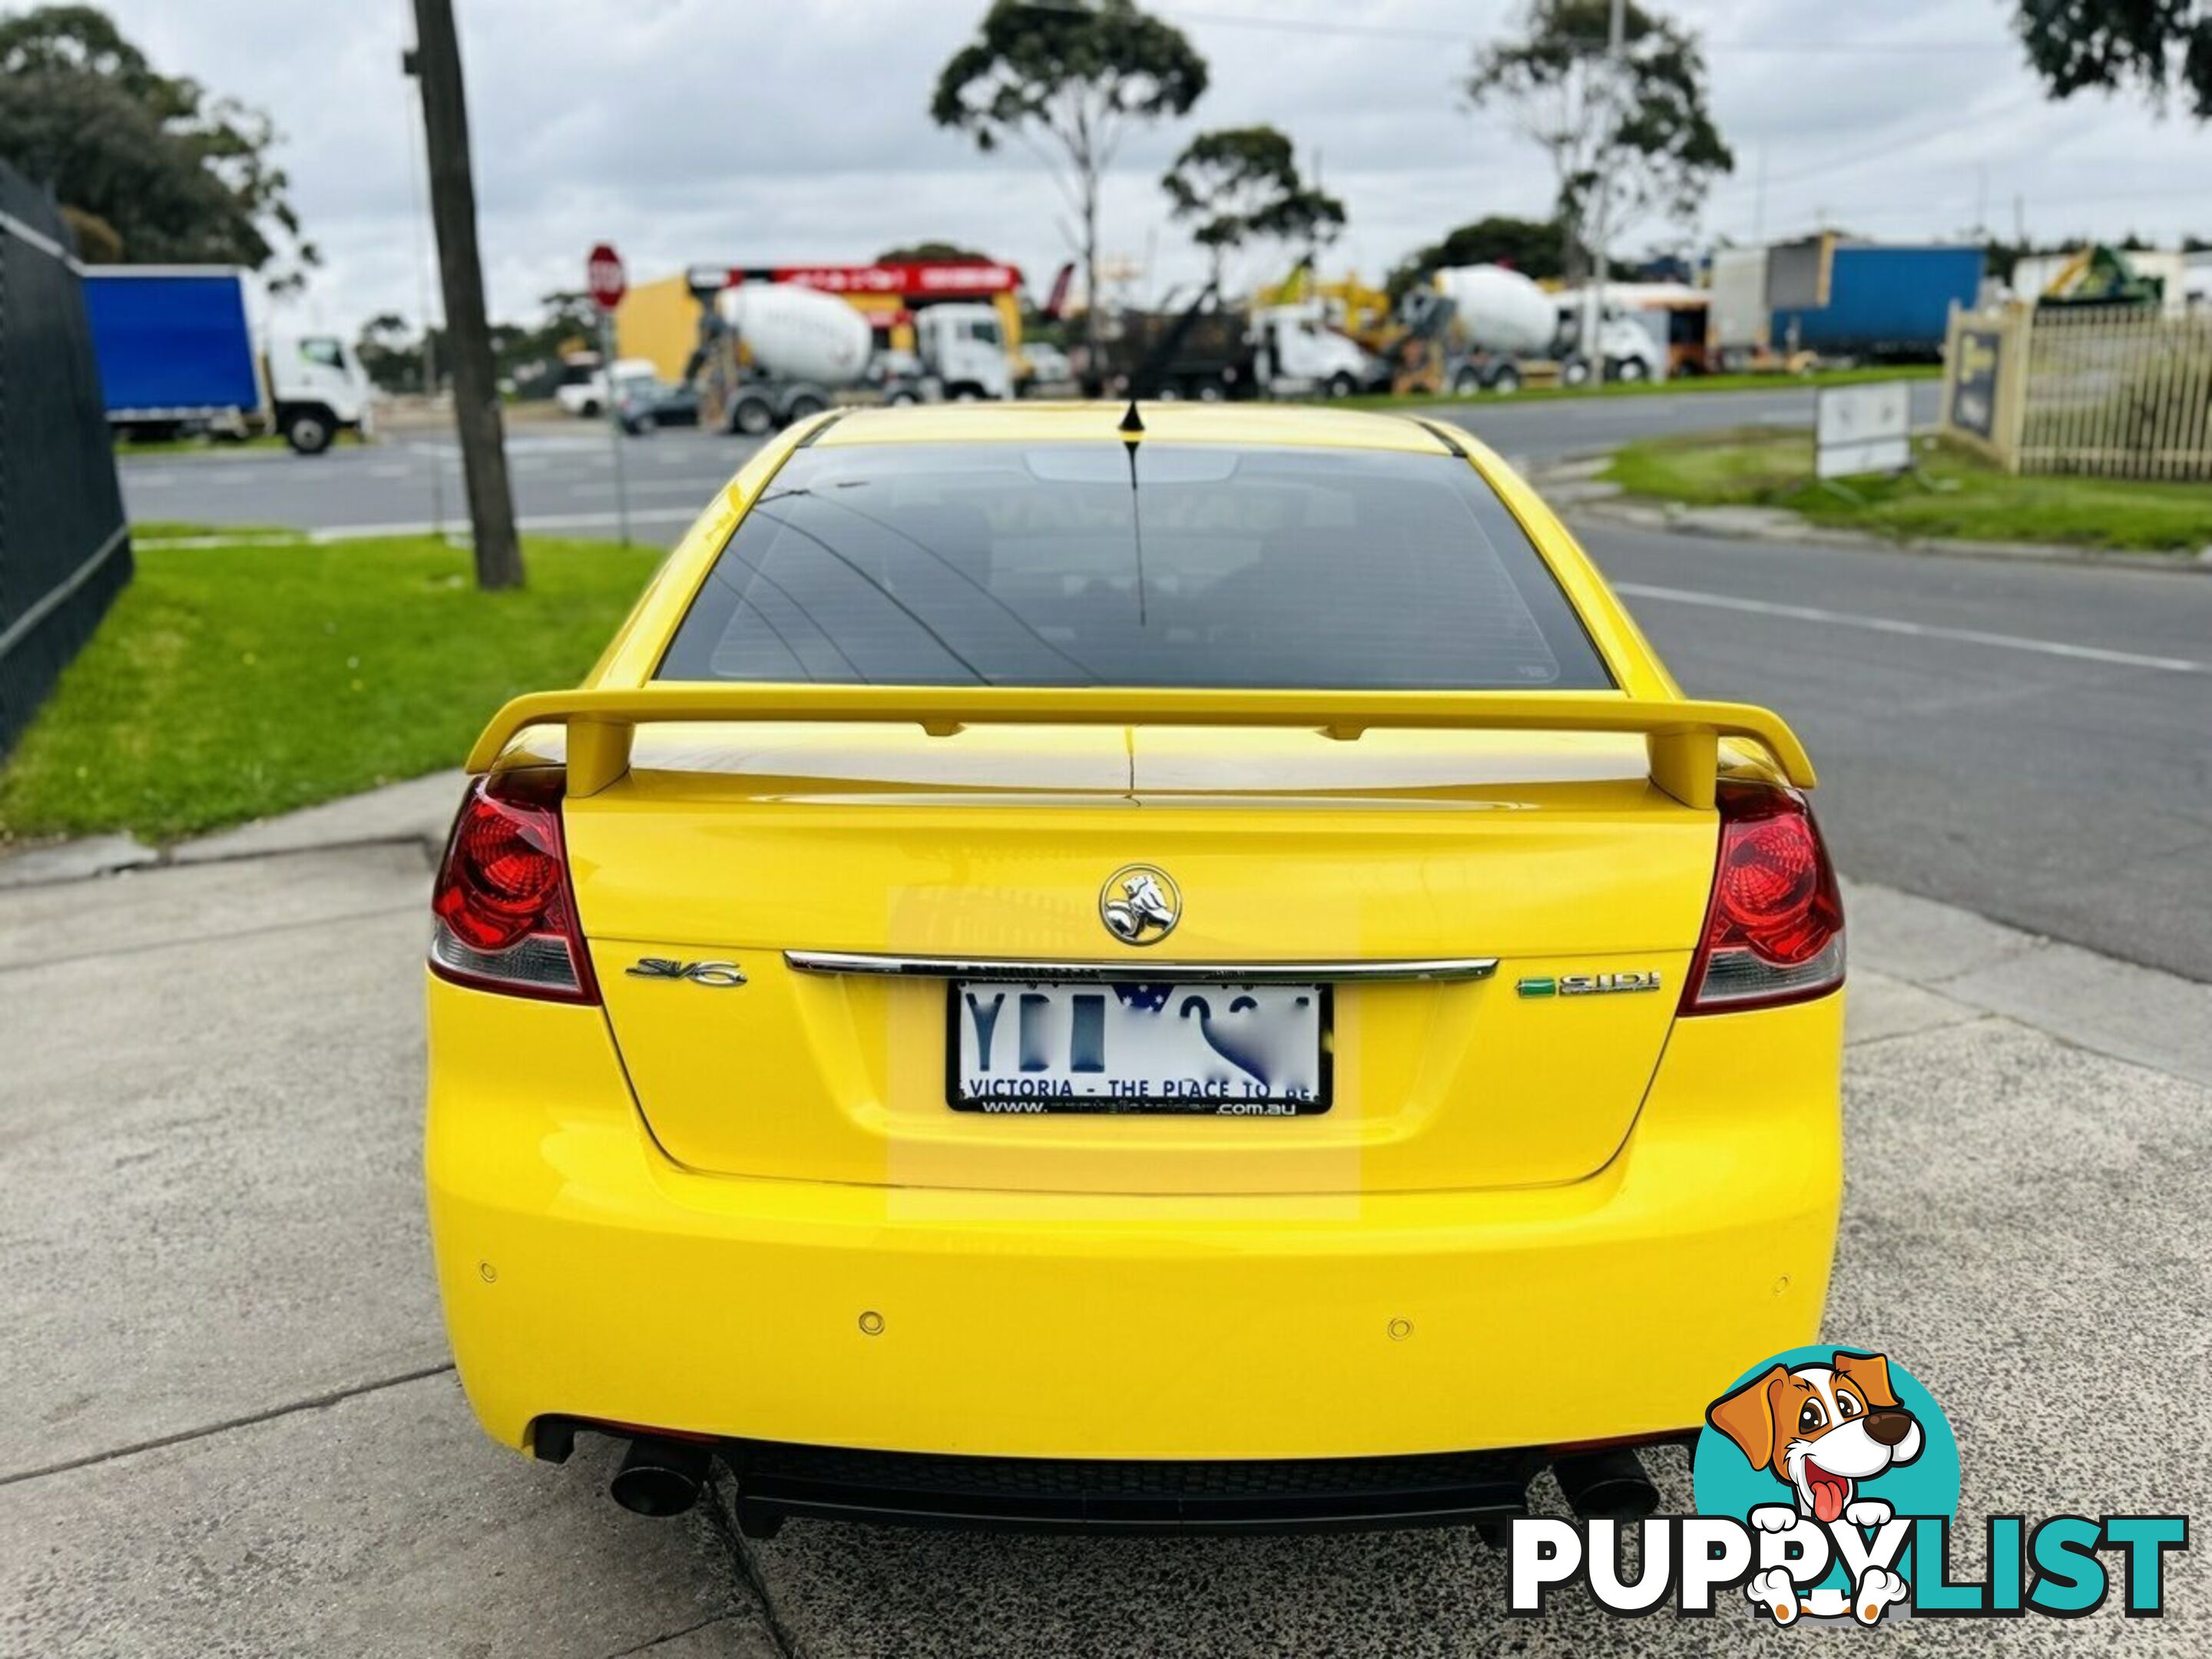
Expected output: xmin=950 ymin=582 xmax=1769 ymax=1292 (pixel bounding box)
xmin=1120 ymin=402 xmax=1147 ymax=626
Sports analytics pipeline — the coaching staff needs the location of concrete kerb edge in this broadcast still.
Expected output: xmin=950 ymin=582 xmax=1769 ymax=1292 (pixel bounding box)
xmin=0 ymin=829 xmax=446 ymax=892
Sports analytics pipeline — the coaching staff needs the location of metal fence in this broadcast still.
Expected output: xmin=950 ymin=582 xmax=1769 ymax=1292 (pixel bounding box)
xmin=2020 ymin=306 xmax=2212 ymax=480
xmin=1939 ymin=301 xmax=2212 ymax=481
xmin=0 ymin=162 xmax=131 ymax=760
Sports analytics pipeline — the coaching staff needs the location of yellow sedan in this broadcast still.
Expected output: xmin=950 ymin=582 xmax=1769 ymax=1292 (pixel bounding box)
xmin=426 ymin=402 xmax=1843 ymax=1533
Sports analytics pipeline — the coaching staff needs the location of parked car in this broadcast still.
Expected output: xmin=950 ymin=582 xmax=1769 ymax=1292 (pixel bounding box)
xmin=1018 ymin=340 xmax=1075 ymax=396
xmin=614 ymin=375 xmax=700 ymax=434
xmin=864 ymin=348 xmax=932 ymax=407
xmin=426 ymin=402 xmax=1843 ymax=1537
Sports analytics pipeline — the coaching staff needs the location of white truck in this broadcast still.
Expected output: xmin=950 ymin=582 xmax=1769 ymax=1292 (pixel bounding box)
xmin=556 ymin=353 xmax=661 ymax=418
xmin=911 ymin=303 xmax=1017 ymax=402
xmin=1552 ymin=295 xmax=1668 ymax=385
xmin=81 ymin=266 xmax=374 ymax=453
xmin=702 ymin=283 xmax=1014 ymax=435
xmin=1252 ymin=303 xmax=1377 ymax=397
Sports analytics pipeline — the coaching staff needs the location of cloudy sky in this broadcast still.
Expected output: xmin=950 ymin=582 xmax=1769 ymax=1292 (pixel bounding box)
xmin=94 ymin=0 xmax=2212 ymax=334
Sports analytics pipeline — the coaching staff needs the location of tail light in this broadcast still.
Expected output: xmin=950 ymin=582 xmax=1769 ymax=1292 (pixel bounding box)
xmin=428 ymin=769 xmax=599 ymax=1005
xmin=1680 ymin=781 xmax=1844 ymax=1015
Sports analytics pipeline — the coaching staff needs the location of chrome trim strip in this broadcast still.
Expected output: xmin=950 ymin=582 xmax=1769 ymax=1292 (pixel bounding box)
xmin=783 ymin=951 xmax=1499 ymax=984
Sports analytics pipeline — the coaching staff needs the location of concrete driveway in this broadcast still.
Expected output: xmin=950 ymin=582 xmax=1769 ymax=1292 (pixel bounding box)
xmin=2 ymin=789 xmax=2207 ymax=1656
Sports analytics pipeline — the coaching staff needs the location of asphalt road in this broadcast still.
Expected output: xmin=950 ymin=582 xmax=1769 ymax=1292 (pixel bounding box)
xmin=118 ymin=382 xmax=1945 ymax=539
xmin=124 ymin=423 xmax=759 ymax=542
xmin=1441 ymin=377 xmax=1946 ymax=465
xmin=1574 ymin=521 xmax=2212 ymax=983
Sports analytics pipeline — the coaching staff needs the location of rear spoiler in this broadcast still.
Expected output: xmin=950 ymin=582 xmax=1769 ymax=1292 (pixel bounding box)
xmin=465 ymin=685 xmax=1815 ymax=810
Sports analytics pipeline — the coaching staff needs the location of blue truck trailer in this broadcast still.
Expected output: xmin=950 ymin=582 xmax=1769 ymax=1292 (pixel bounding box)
xmin=1770 ymin=243 xmax=1985 ymax=361
xmin=81 ymin=267 xmax=262 ymax=435
xmin=80 ymin=267 xmax=373 ymax=453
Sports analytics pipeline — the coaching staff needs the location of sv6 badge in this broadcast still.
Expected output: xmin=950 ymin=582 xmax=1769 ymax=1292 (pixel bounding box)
xmin=625 ymin=958 xmax=747 ymax=987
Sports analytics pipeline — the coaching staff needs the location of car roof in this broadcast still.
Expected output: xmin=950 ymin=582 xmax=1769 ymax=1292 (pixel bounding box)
xmin=811 ymin=401 xmax=1462 ymax=455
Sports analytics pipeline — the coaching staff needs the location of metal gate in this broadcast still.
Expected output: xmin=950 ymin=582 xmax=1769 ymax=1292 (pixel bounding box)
xmin=0 ymin=162 xmax=131 ymax=759
xmin=1940 ymin=300 xmax=2212 ymax=481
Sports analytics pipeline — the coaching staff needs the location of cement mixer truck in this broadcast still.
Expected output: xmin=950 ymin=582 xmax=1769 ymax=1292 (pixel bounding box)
xmin=1389 ymin=265 xmax=1558 ymax=396
xmin=1391 ymin=265 xmax=1663 ymax=396
xmin=697 ymin=280 xmax=1015 ymax=435
xmin=696 ymin=282 xmax=872 ymax=435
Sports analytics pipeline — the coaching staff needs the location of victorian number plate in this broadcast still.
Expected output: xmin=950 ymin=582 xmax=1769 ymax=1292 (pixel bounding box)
xmin=948 ymin=980 xmax=1331 ymax=1114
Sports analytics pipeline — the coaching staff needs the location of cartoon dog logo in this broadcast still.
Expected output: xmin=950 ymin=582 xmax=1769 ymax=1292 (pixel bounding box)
xmin=1707 ymin=1350 xmax=1924 ymax=1625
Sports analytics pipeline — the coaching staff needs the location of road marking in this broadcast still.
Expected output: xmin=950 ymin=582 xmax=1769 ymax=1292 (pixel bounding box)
xmin=1613 ymin=581 xmax=2210 ymax=675
xmin=567 ymin=476 xmax=717 ymax=497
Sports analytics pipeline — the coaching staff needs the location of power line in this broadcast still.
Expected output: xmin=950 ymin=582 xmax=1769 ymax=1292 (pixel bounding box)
xmin=1013 ymin=0 xmax=2015 ymax=55
xmin=1773 ymin=178 xmax=2212 ymax=217
xmin=1710 ymin=174 xmax=2212 ymax=248
xmin=1707 ymin=93 xmax=2047 ymax=197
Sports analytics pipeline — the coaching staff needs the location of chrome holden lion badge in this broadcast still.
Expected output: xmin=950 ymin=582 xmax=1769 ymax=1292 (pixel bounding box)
xmin=1100 ymin=865 xmax=1180 ymax=945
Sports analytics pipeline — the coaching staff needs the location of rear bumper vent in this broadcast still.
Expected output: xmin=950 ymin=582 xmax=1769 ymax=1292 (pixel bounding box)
xmin=720 ymin=1438 xmax=1545 ymax=1532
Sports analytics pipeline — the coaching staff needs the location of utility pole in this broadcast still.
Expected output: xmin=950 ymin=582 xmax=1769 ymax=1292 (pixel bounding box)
xmin=1587 ymin=0 xmax=1627 ymax=383
xmin=400 ymin=88 xmax=445 ymax=536
xmin=406 ymin=0 xmax=522 ymax=591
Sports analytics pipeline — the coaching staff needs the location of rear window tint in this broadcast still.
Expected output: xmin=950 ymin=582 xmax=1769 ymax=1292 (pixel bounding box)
xmin=657 ymin=442 xmax=1612 ymax=691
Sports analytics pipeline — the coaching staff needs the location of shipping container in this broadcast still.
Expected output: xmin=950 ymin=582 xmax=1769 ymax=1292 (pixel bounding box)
xmin=1771 ymin=244 xmax=1984 ymax=361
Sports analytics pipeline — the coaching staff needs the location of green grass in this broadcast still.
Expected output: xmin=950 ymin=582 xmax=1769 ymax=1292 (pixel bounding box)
xmin=1326 ymin=364 xmax=1942 ymax=412
xmin=0 ymin=534 xmax=661 ymax=845
xmin=1604 ymin=429 xmax=2212 ymax=554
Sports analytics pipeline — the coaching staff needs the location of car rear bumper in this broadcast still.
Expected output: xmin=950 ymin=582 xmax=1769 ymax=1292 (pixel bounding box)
xmin=426 ymin=978 xmax=1842 ymax=1465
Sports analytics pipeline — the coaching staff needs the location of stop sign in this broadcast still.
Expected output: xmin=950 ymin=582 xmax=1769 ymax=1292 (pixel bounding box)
xmin=586 ymin=243 xmax=626 ymax=312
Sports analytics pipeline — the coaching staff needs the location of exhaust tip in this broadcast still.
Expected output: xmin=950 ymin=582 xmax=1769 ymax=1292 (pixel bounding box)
xmin=1554 ymin=1446 xmax=1658 ymax=1524
xmin=610 ymin=1436 xmax=714 ymax=1518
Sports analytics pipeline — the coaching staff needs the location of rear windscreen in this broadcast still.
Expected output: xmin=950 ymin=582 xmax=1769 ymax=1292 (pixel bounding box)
xmin=657 ymin=442 xmax=1612 ymax=690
